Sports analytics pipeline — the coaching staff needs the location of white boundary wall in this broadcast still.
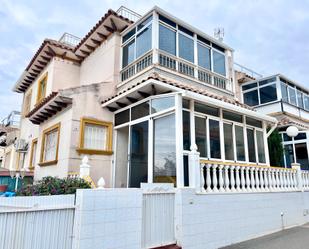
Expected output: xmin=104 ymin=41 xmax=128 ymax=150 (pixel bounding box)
xmin=175 ymin=189 xmax=309 ymax=249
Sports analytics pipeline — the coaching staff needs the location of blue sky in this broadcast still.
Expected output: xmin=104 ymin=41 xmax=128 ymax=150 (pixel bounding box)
xmin=1 ymin=0 xmax=309 ymax=119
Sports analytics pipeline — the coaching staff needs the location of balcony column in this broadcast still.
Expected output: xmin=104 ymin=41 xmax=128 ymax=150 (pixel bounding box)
xmin=175 ymin=94 xmax=184 ymax=187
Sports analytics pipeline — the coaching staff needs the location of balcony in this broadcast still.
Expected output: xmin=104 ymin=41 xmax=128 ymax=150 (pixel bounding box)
xmin=120 ymin=50 xmax=231 ymax=92
xmin=116 ymin=6 xmax=142 ymax=22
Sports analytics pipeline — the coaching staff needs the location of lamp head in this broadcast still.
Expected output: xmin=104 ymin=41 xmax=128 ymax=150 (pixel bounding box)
xmin=286 ymin=126 xmax=299 ymax=138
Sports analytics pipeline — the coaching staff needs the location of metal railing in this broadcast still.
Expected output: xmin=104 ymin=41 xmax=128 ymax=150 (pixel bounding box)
xmin=59 ymin=32 xmax=81 ymax=47
xmin=234 ymin=62 xmax=263 ymax=79
xmin=116 ymin=6 xmax=141 ymax=22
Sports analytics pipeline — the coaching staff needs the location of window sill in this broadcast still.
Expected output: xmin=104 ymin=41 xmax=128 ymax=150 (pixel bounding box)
xmin=76 ymin=148 xmax=113 ymax=155
xmin=38 ymin=160 xmax=58 ymax=167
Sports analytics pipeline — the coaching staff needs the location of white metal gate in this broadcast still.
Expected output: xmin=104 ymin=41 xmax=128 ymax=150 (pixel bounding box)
xmin=0 ymin=195 xmax=75 ymax=249
xmin=142 ymin=192 xmax=176 ymax=248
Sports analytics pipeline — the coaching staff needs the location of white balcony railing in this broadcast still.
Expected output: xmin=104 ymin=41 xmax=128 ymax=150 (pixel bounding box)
xmin=59 ymin=33 xmax=81 ymax=47
xmin=116 ymin=6 xmax=142 ymax=22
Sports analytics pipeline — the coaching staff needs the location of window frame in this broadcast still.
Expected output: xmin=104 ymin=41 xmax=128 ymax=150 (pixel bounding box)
xmin=39 ymin=122 xmax=61 ymax=166
xmin=36 ymin=73 xmax=48 ymax=104
xmin=77 ymin=117 xmax=113 ymax=155
xmin=29 ymin=138 xmax=38 ymax=170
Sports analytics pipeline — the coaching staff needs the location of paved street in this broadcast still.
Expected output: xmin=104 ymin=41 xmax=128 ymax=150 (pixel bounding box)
xmin=221 ymin=224 xmax=309 ymax=249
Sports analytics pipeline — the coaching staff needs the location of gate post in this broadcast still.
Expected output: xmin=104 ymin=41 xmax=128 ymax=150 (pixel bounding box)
xmin=188 ymin=144 xmax=201 ymax=191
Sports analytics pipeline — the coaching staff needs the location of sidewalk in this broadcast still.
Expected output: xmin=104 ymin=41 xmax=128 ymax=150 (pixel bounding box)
xmin=221 ymin=224 xmax=309 ymax=249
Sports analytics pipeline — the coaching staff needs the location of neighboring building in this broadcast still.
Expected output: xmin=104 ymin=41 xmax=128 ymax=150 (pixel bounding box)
xmin=13 ymin=6 xmax=277 ymax=187
xmin=237 ymin=71 xmax=309 ymax=170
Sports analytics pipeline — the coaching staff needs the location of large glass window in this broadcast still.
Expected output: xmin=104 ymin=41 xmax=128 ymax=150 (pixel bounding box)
xmin=131 ymin=101 xmax=150 ymax=120
xmin=259 ymin=84 xmax=277 ymax=104
xmin=136 ymin=25 xmax=152 ymax=58
xmin=194 ymin=102 xmax=219 ymax=116
xmin=295 ymin=143 xmax=309 ymax=170
xmin=40 ymin=123 xmax=60 ymax=165
xmin=305 ymin=95 xmax=309 ymax=110
xmin=235 ymin=126 xmax=245 ymax=161
xmin=223 ymin=123 xmax=234 ymax=160
xmin=223 ymin=111 xmax=243 ymax=123
xmin=179 ymin=33 xmax=194 ymax=63
xmin=195 ymin=116 xmax=207 ymax=157
xmin=153 ymin=114 xmax=176 ymax=185
xmin=242 ymin=83 xmax=257 ymax=91
xmin=297 ymin=90 xmax=304 ymax=109
xmin=281 ymin=83 xmax=288 ymax=102
xmin=159 ymin=24 xmax=176 ymax=55
xmin=288 ymin=87 xmax=297 ymax=105
xmin=198 ymin=43 xmax=211 ymax=70
xmin=115 ymin=109 xmax=130 ymax=126
xmin=213 ymin=50 xmax=226 ymax=76
xmin=284 ymin=144 xmax=294 ymax=168
xmin=244 ymin=90 xmax=259 ymax=106
xmin=247 ymin=128 xmax=256 ymax=162
xmin=151 ymin=96 xmax=174 ymax=113
xmin=183 ymin=111 xmax=191 ymax=151
xmin=256 ymin=131 xmax=266 ymax=163
xmin=209 ymin=119 xmax=221 ymax=159
xmin=122 ymin=39 xmax=135 ymax=67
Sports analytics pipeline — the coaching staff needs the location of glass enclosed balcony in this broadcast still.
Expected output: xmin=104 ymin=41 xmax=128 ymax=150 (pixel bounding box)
xmin=120 ymin=10 xmax=232 ymax=92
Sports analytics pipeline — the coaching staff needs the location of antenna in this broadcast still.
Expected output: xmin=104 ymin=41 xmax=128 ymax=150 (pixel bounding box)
xmin=214 ymin=27 xmax=224 ymax=42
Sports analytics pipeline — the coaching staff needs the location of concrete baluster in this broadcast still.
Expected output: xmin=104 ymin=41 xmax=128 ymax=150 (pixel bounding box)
xmin=206 ymin=164 xmax=212 ymax=192
xmin=240 ymin=167 xmax=245 ymax=192
xmin=268 ymin=168 xmax=273 ymax=191
xmin=235 ymin=166 xmax=241 ymax=192
xmin=246 ymin=167 xmax=251 ymax=192
xmin=218 ymin=165 xmax=224 ymax=192
xmin=264 ymin=168 xmax=269 ymax=191
xmin=224 ymin=165 xmax=230 ymax=192
xmin=212 ymin=164 xmax=218 ymax=192
xmin=255 ymin=168 xmax=260 ymax=192
xmin=259 ymin=168 xmax=264 ymax=191
xmin=230 ymin=166 xmax=235 ymax=192
xmin=250 ymin=167 xmax=256 ymax=192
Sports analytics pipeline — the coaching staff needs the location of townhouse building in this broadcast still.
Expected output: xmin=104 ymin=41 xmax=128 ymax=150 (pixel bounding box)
xmin=12 ymin=6 xmax=277 ymax=187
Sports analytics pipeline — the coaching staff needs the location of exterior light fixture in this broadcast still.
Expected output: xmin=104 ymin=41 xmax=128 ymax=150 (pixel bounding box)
xmin=286 ymin=126 xmax=299 ymax=138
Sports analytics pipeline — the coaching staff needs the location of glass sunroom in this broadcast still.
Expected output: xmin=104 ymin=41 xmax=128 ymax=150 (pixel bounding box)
xmin=120 ymin=7 xmax=233 ymax=93
xmin=102 ymin=78 xmax=277 ymax=188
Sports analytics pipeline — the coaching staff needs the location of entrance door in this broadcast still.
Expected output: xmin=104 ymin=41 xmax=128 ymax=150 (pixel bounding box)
xmin=129 ymin=121 xmax=148 ymax=187
xmin=115 ymin=126 xmax=129 ymax=187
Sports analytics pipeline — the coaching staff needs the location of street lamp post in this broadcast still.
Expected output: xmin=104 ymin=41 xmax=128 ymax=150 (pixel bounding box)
xmin=286 ymin=126 xmax=299 ymax=164
xmin=10 ymin=168 xmax=26 ymax=192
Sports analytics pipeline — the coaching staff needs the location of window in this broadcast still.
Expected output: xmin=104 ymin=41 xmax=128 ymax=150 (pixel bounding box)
xmin=281 ymin=82 xmax=288 ymax=102
xmin=194 ymin=102 xmax=219 ymax=116
xmin=29 ymin=138 xmax=38 ymax=169
xmin=209 ymin=119 xmax=221 ymax=159
xmin=178 ymin=33 xmax=194 ymax=63
xmin=297 ymin=90 xmax=304 ymax=109
xmin=122 ymin=39 xmax=135 ymax=67
xmin=198 ymin=43 xmax=211 ymax=70
xmin=305 ymin=95 xmax=309 ymax=110
xmin=115 ymin=109 xmax=130 ymax=126
xmin=213 ymin=50 xmax=226 ymax=76
xmin=151 ymin=96 xmax=174 ymax=113
xmin=247 ymin=128 xmax=256 ymax=162
xmin=259 ymin=77 xmax=276 ymax=86
xmin=246 ymin=117 xmax=262 ymax=128
xmin=136 ymin=25 xmax=152 ymax=58
xmin=288 ymin=87 xmax=297 ymax=105
xmin=195 ymin=116 xmax=207 ymax=157
xmin=224 ymin=123 xmax=234 ymax=160
xmin=78 ymin=118 xmax=112 ymax=155
xmin=259 ymin=84 xmax=277 ymax=104
xmin=242 ymin=83 xmax=257 ymax=91
xmin=36 ymin=73 xmax=47 ymax=104
xmin=256 ymin=131 xmax=266 ymax=163
xmin=159 ymin=24 xmax=176 ymax=55
xmin=131 ymin=101 xmax=149 ymax=120
xmin=223 ymin=111 xmax=243 ymax=123
xmin=183 ymin=111 xmax=191 ymax=151
xmin=23 ymin=90 xmax=32 ymax=116
xmin=235 ymin=126 xmax=245 ymax=161
xmin=244 ymin=90 xmax=259 ymax=106
xmin=40 ymin=123 xmax=60 ymax=166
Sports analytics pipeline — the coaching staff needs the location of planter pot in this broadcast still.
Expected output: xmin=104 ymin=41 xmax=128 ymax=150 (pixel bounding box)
xmin=0 ymin=185 xmax=8 ymax=192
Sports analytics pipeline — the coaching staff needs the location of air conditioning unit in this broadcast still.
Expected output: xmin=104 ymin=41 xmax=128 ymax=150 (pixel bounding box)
xmin=14 ymin=139 xmax=28 ymax=152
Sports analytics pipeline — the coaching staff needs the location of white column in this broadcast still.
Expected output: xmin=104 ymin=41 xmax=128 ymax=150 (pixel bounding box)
xmin=292 ymin=163 xmax=303 ymax=191
xmin=188 ymin=144 xmax=200 ymax=191
xmin=263 ymin=121 xmax=270 ymax=166
xmin=175 ymin=94 xmax=184 ymax=187
xmin=148 ymin=118 xmax=154 ymax=183
xmin=152 ymin=11 xmax=159 ymax=64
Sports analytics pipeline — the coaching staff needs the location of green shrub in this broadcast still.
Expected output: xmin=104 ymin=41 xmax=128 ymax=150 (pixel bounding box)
xmin=16 ymin=176 xmax=91 ymax=196
xmin=268 ymin=128 xmax=284 ymax=167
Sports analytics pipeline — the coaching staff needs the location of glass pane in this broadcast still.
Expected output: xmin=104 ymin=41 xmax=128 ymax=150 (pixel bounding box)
xmin=159 ymin=15 xmax=176 ymax=28
xmin=44 ymin=130 xmax=58 ymax=162
xmin=131 ymin=101 xmax=149 ymax=120
xmin=283 ymin=133 xmax=292 ymax=141
xmin=194 ymin=102 xmax=219 ymax=116
xmin=259 ymin=77 xmax=276 ymax=86
xmin=295 ymin=132 xmax=306 ymax=140
xmin=288 ymin=87 xmax=297 ymax=105
xmin=295 ymin=143 xmax=309 ymax=170
xmin=183 ymin=111 xmax=190 ymax=151
xmin=129 ymin=121 xmax=148 ymax=187
xmin=235 ymin=126 xmax=245 ymax=161
xmin=281 ymin=83 xmax=288 ymax=102
xmin=246 ymin=117 xmax=262 ymax=128
xmin=305 ymin=95 xmax=309 ymax=110
xmin=244 ymin=90 xmax=259 ymax=106
xmin=178 ymin=33 xmax=194 ymax=63
xmin=223 ymin=111 xmax=243 ymax=123
xmin=209 ymin=119 xmax=221 ymax=159
xmin=198 ymin=43 xmax=211 ymax=70
xmin=213 ymin=50 xmax=226 ymax=76
xmin=183 ymin=155 xmax=189 ymax=187
xmin=284 ymin=144 xmax=294 ymax=168
xmin=195 ymin=116 xmax=207 ymax=157
xmin=153 ymin=114 xmax=176 ymax=185
xmin=151 ymin=96 xmax=174 ymax=113
xmin=159 ymin=24 xmax=176 ymax=55
xmin=247 ymin=128 xmax=256 ymax=162
xmin=115 ymin=126 xmax=129 ymax=188
xmin=84 ymin=124 xmax=107 ymax=150
xmin=122 ymin=28 xmax=135 ymax=43
xmin=256 ymin=131 xmax=266 ymax=163
xmin=122 ymin=39 xmax=135 ymax=67
xmin=115 ymin=109 xmax=130 ymax=126
xmin=182 ymin=98 xmax=190 ymax=109
xmin=223 ymin=123 xmax=234 ymax=160
xmin=297 ymin=90 xmax=304 ymax=108
xmin=31 ymin=142 xmax=37 ymax=167
xmin=137 ymin=15 xmax=152 ymax=30
xmin=242 ymin=83 xmax=257 ymax=91
xmin=259 ymin=84 xmax=277 ymax=104
xmin=136 ymin=25 xmax=152 ymax=58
